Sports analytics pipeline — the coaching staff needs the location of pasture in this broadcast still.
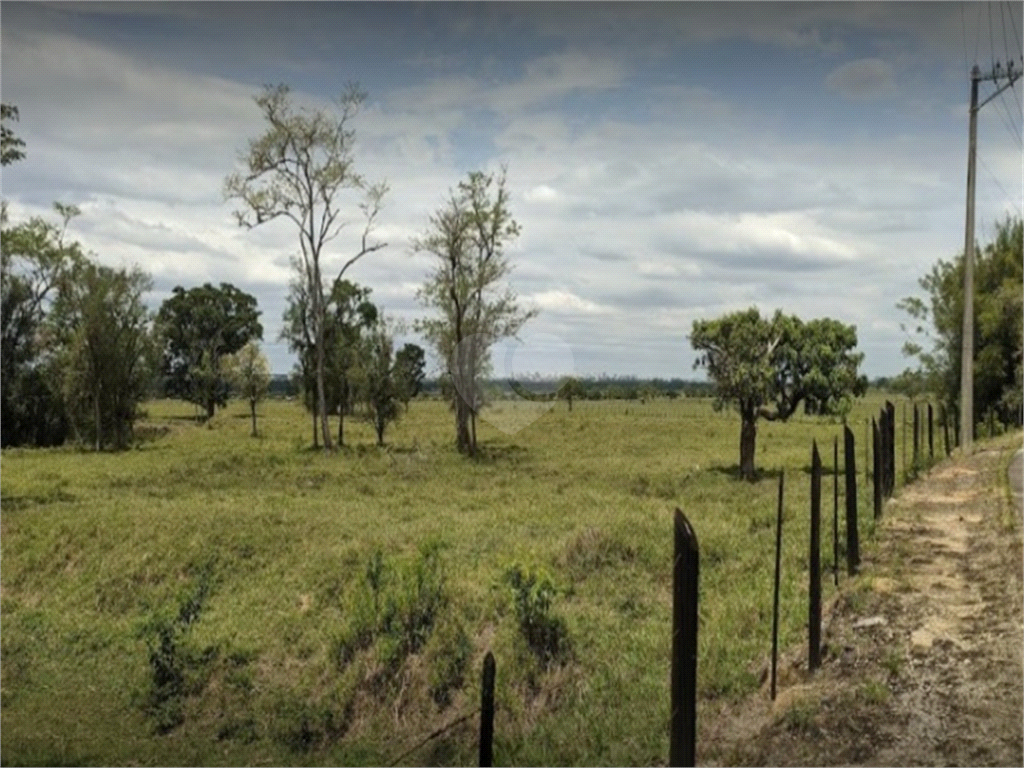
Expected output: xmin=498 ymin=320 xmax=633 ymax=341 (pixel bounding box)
xmin=1 ymin=392 xmax=904 ymax=765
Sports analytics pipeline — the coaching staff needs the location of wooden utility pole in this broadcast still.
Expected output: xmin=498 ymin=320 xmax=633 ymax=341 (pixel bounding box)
xmin=960 ymin=60 xmax=1020 ymax=454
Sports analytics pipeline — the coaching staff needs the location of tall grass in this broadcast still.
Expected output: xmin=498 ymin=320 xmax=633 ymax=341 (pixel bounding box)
xmin=1 ymin=392 xmax=916 ymax=764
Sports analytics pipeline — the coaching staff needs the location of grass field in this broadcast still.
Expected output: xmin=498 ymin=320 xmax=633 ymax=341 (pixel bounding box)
xmin=0 ymin=391 xmax=958 ymax=765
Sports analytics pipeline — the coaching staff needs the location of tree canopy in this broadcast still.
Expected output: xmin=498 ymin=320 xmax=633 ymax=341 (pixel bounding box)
xmin=691 ymin=307 xmax=866 ymax=479
xmin=898 ymin=215 xmax=1023 ymax=429
xmin=156 ymin=282 xmax=262 ymax=419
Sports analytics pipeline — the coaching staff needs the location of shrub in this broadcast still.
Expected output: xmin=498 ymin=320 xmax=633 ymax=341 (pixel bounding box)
xmin=504 ymin=564 xmax=571 ymax=667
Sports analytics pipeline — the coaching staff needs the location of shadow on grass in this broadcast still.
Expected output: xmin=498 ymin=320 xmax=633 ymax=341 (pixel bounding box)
xmin=706 ymin=463 xmax=843 ymax=482
xmin=469 ymin=442 xmax=530 ymax=466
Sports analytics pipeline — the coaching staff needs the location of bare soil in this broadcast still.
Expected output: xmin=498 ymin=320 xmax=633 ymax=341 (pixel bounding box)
xmin=702 ymin=441 xmax=1023 ymax=767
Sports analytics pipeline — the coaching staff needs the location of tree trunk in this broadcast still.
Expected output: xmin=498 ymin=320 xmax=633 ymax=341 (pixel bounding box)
xmin=470 ymin=410 xmax=477 ymax=455
xmin=314 ymin=268 xmax=332 ymax=451
xmin=338 ymin=405 xmax=344 ymax=448
xmin=739 ymin=414 xmax=757 ymax=480
xmin=312 ymin=408 xmax=319 ymax=449
xmin=376 ymin=414 xmax=385 ymax=446
xmin=568 ymin=396 xmax=573 ymax=412
xmin=455 ymin=397 xmax=472 ymax=454
xmin=205 ymin=398 xmax=216 ymax=420
xmin=94 ymin=386 xmax=102 ymax=452
xmin=250 ymin=399 xmax=257 ymax=437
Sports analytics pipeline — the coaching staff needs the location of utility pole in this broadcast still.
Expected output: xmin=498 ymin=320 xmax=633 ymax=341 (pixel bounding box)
xmin=960 ymin=59 xmax=1020 ymax=454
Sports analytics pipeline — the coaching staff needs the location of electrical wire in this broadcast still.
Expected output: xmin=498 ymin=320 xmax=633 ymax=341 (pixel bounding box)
xmin=977 ymin=153 xmax=1024 ymax=217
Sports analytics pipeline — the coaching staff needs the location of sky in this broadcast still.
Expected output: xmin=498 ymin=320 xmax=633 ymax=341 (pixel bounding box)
xmin=2 ymin=1 xmax=1022 ymax=381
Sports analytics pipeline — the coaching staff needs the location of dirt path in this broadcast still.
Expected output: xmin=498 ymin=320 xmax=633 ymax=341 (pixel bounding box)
xmin=704 ymin=439 xmax=1023 ymax=767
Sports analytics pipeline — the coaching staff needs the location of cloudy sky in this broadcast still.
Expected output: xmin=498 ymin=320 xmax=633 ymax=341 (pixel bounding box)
xmin=2 ymin=2 xmax=1022 ymax=379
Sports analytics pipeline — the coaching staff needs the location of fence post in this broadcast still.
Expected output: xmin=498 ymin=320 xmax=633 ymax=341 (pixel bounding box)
xmin=833 ymin=436 xmax=839 ymax=587
xmin=670 ymin=509 xmax=699 ymax=768
xmin=902 ymin=401 xmax=907 ymax=484
xmin=928 ymin=403 xmax=934 ymax=464
xmin=479 ymin=652 xmax=495 ymax=767
xmin=873 ymin=417 xmax=882 ymax=519
xmin=913 ymin=403 xmax=920 ymax=476
xmin=886 ymin=401 xmax=896 ymax=495
xmin=865 ymin=418 xmax=870 ymax=483
xmin=770 ymin=471 xmax=784 ymax=701
xmin=809 ymin=442 xmax=822 ymax=672
xmin=879 ymin=408 xmax=889 ymax=497
xmin=844 ymin=426 xmax=859 ymax=575
xmin=942 ymin=404 xmax=951 ymax=457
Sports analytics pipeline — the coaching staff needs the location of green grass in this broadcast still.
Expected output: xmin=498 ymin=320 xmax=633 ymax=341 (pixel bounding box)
xmin=0 ymin=391 xmax=922 ymax=764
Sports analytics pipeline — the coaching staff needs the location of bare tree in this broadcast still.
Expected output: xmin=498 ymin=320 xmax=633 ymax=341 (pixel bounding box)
xmin=414 ymin=168 xmax=537 ymax=456
xmin=225 ymin=83 xmax=387 ymax=451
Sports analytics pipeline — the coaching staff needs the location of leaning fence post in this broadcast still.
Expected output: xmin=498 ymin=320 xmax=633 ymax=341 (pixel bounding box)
xmin=902 ymin=401 xmax=907 ymax=483
xmin=844 ymin=426 xmax=859 ymax=575
xmin=479 ymin=652 xmax=495 ymax=767
xmin=809 ymin=442 xmax=822 ymax=672
xmin=770 ymin=471 xmax=784 ymax=701
xmin=670 ymin=509 xmax=699 ymax=767
xmin=872 ymin=417 xmax=882 ymax=519
xmin=832 ymin=436 xmax=839 ymax=587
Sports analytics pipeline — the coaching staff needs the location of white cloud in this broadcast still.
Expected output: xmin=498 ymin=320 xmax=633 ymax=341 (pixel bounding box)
xmin=528 ymin=290 xmax=614 ymax=316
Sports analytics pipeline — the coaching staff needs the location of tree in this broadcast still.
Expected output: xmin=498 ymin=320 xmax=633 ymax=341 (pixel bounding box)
xmin=899 ymin=216 xmax=1023 ymax=429
xmin=226 ymin=340 xmax=271 ymax=437
xmin=351 ymin=319 xmax=402 ymax=446
xmin=280 ymin=267 xmax=378 ymax=447
xmin=394 ymin=343 xmax=426 ymax=410
xmin=414 ymin=168 xmax=538 ymax=456
xmin=1 ymin=203 xmax=85 ymax=447
xmin=690 ymin=308 xmax=866 ymax=480
xmin=1 ymin=103 xmax=26 ymax=167
xmin=156 ymin=283 xmax=263 ymax=419
xmin=557 ymin=377 xmax=586 ymax=411
xmin=226 ymin=83 xmax=387 ymax=452
xmin=50 ymin=260 xmax=155 ymax=450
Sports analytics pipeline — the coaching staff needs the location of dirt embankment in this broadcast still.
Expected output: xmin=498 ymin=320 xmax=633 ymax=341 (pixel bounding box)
xmin=704 ymin=439 xmax=1024 ymax=767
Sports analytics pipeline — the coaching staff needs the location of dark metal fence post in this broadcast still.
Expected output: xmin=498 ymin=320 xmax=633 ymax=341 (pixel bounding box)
xmin=770 ymin=472 xmax=784 ymax=701
xmin=833 ymin=436 xmax=839 ymax=587
xmin=809 ymin=442 xmax=822 ymax=672
xmin=913 ymin=403 xmax=920 ymax=476
xmin=886 ymin=401 xmax=896 ymax=495
xmin=670 ymin=509 xmax=699 ymax=767
xmin=480 ymin=652 xmax=495 ymax=767
xmin=844 ymin=426 xmax=859 ymax=575
xmin=872 ymin=417 xmax=882 ymax=519
xmin=928 ymin=403 xmax=934 ymax=464
xmin=942 ymin=404 xmax=951 ymax=457
xmin=865 ymin=418 xmax=870 ymax=483
xmin=879 ymin=408 xmax=889 ymax=497
xmin=902 ymin=401 xmax=907 ymax=483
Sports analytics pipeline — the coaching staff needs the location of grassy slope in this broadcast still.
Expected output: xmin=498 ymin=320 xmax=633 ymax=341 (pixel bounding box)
xmin=1 ymin=392 xmax=929 ymax=765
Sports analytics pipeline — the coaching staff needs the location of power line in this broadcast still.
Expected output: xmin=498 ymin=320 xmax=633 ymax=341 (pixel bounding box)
xmin=977 ymin=152 xmax=1024 ymax=216
xmin=961 ymin=3 xmax=972 ymax=74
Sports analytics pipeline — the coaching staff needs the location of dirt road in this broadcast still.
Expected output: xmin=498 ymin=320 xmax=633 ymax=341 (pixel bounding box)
xmin=705 ymin=437 xmax=1023 ymax=766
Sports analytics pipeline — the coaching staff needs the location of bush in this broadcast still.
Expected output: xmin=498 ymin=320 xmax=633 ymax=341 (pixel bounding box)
xmin=504 ymin=564 xmax=571 ymax=667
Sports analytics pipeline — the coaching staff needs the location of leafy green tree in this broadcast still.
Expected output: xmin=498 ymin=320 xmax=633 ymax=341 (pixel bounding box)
xmin=557 ymin=377 xmax=586 ymax=411
xmin=691 ymin=308 xmax=866 ymax=480
xmin=899 ymin=216 xmax=1023 ymax=429
xmin=50 ymin=261 xmax=155 ymax=450
xmin=414 ymin=168 xmax=537 ymax=456
xmin=226 ymin=340 xmax=271 ymax=437
xmin=395 ymin=343 xmax=426 ymax=410
xmin=280 ymin=269 xmax=378 ymax=447
xmin=0 ymin=204 xmax=85 ymax=447
xmin=1 ymin=103 xmax=26 ymax=167
xmin=226 ymin=83 xmax=387 ymax=451
xmin=156 ymin=283 xmax=262 ymax=419
xmin=351 ymin=319 xmax=401 ymax=446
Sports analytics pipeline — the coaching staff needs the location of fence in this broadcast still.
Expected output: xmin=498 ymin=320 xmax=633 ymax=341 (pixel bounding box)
xmin=398 ymin=397 xmax=961 ymax=766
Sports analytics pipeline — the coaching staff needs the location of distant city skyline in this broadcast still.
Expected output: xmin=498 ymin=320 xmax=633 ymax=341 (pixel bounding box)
xmin=2 ymin=2 xmax=1021 ymax=379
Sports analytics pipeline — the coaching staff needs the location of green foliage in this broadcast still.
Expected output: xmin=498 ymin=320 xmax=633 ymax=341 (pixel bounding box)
xmin=504 ymin=563 xmax=572 ymax=667
xmin=225 ymin=340 xmax=271 ymax=436
xmin=413 ymin=167 xmax=538 ymax=455
xmin=557 ymin=377 xmax=587 ymax=410
xmin=51 ymin=260 xmax=156 ymax=450
xmin=138 ymin=568 xmax=217 ymax=733
xmin=226 ymin=82 xmax=387 ymax=452
xmin=156 ymin=282 xmax=263 ymax=419
xmin=395 ymin=342 xmax=427 ymax=407
xmin=691 ymin=307 xmax=866 ymax=477
xmin=898 ymin=215 xmax=1023 ymax=427
xmin=350 ymin=318 xmax=402 ymax=446
xmin=1 ymin=103 xmax=26 ymax=166
xmin=425 ymin=614 xmax=472 ymax=707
